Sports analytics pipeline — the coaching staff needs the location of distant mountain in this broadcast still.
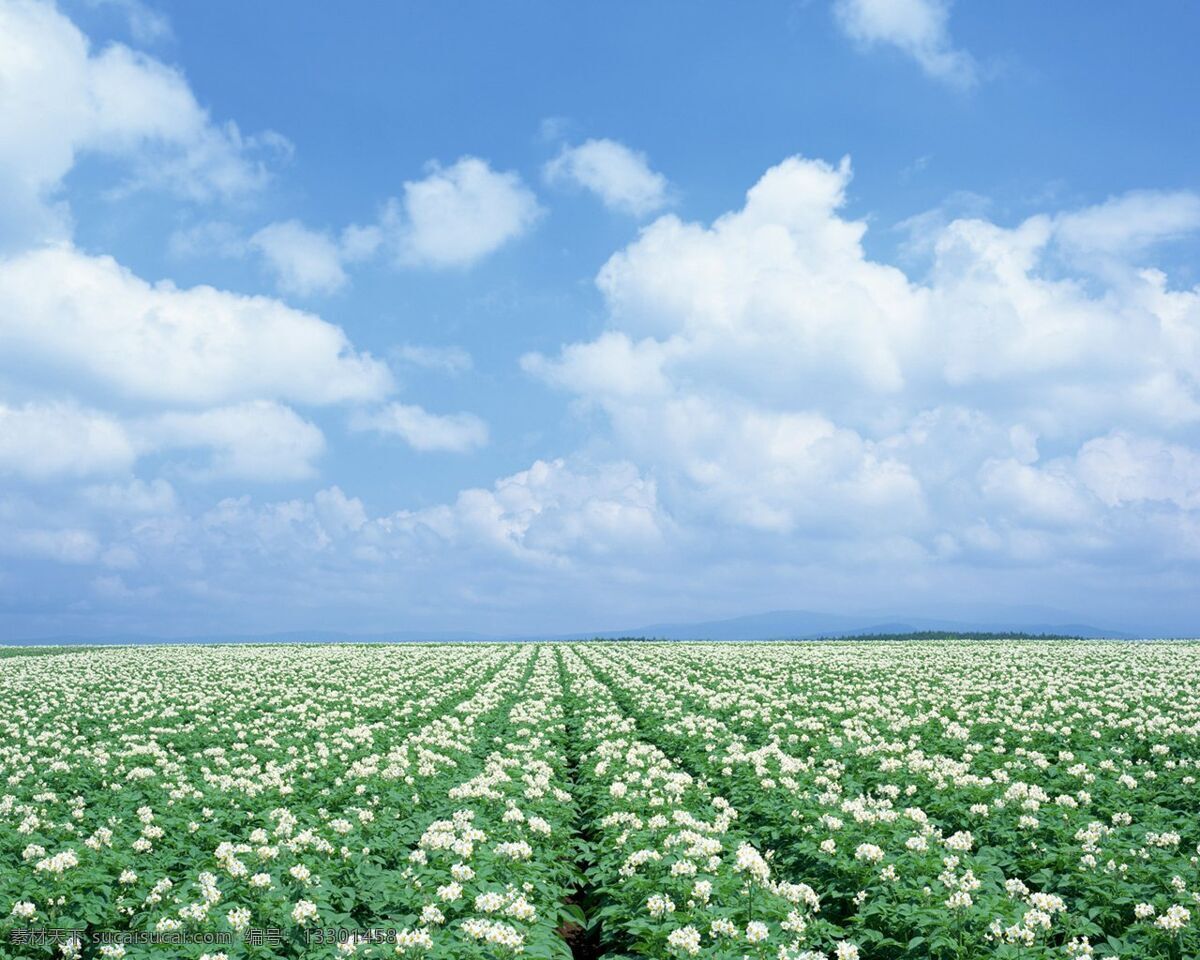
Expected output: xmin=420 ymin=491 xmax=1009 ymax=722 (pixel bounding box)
xmin=1 ymin=608 xmax=1140 ymax=646
xmin=577 ymin=609 xmax=1134 ymax=640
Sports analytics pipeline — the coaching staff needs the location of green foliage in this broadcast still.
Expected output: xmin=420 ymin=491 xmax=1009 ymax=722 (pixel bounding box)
xmin=0 ymin=640 xmax=1197 ymax=959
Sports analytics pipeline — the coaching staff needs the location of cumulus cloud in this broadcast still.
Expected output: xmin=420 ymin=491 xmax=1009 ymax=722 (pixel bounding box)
xmin=179 ymin=156 xmax=542 ymax=291
xmin=248 ymin=220 xmax=349 ymax=296
xmin=0 ymin=401 xmax=136 ymax=479
xmin=526 ymin=153 xmax=1200 ymax=566
xmin=0 ymin=238 xmax=399 ymax=485
xmin=0 ymin=398 xmax=325 ymax=483
xmin=1074 ymin=433 xmax=1200 ymax=510
xmin=544 ymin=138 xmax=670 ymax=216
xmin=395 ymin=157 xmax=542 ymax=267
xmin=0 ymin=0 xmax=284 ymax=247
xmin=142 ymin=401 xmax=326 ymax=481
xmin=6 ymin=127 xmax=1200 ymax=635
xmin=188 ymin=458 xmax=663 ymax=571
xmin=832 ymin=0 xmax=976 ymax=88
xmin=389 ymin=459 xmax=664 ymax=563
xmin=351 ymin=403 xmax=488 ymax=453
xmin=171 ymin=216 xmax=384 ymax=296
xmin=25 ymin=458 xmax=664 ymax=629
xmin=0 ymin=244 xmax=393 ymax=406
xmin=526 ymin=154 xmax=925 ymax=440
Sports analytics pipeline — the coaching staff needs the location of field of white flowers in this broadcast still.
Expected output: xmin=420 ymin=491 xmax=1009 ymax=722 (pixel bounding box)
xmin=0 ymin=641 xmax=1197 ymax=960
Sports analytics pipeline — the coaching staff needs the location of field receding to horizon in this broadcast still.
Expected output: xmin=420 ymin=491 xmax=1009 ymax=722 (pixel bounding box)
xmin=1 ymin=641 xmax=1198 ymax=960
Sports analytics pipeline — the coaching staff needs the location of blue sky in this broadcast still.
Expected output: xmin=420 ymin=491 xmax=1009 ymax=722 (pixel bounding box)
xmin=2 ymin=0 xmax=1200 ymax=638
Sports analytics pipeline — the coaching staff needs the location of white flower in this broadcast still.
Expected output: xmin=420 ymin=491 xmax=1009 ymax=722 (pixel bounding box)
xmin=394 ymin=927 xmax=434 ymax=951
xmin=226 ymin=907 xmax=251 ymax=930
xmin=475 ymin=891 xmax=505 ymax=913
xmin=647 ymin=893 xmax=676 ymax=918
xmin=291 ymin=899 xmax=318 ymax=926
xmin=495 ymin=841 xmax=533 ymax=861
xmin=34 ymin=850 xmax=80 ymax=875
xmin=667 ymin=925 xmax=701 ymax=955
xmin=945 ymin=891 xmax=973 ymax=910
xmin=1156 ymin=905 xmax=1190 ymax=932
xmin=420 ymin=904 xmax=444 ymax=926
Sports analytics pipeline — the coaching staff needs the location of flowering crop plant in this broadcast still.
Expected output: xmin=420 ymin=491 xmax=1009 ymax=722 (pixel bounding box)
xmin=0 ymin=640 xmax=1198 ymax=959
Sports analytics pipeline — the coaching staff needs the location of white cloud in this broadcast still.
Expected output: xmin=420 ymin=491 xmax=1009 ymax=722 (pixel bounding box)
xmin=142 ymin=458 xmax=662 ymax=582
xmin=0 ymin=240 xmax=399 ymax=485
xmin=526 ymin=153 xmax=1200 ymax=563
xmin=6 ymin=134 xmax=1200 ymax=632
xmin=0 ymin=397 xmax=325 ymax=484
xmin=396 ymin=157 xmax=542 ymax=267
xmin=894 ymin=189 xmax=991 ymax=260
xmin=5 ymin=527 xmax=100 ymax=564
xmin=832 ymin=0 xmax=976 ymax=88
xmin=142 ymin=401 xmax=326 ymax=481
xmin=0 ymin=0 xmax=283 ymax=247
xmin=248 ymin=220 xmax=349 ymax=296
xmin=174 ymin=155 xmax=542 ymax=292
xmin=544 ymin=138 xmax=670 ymax=216
xmin=575 ymin=155 xmax=921 ymax=405
xmin=1053 ymin=190 xmax=1200 ymax=255
xmin=0 ymin=401 xmax=136 ymax=479
xmin=392 ymin=459 xmax=663 ymax=563
xmin=313 ymin=485 xmax=367 ymax=536
xmin=351 ymin=403 xmax=488 ymax=453
xmin=173 ymin=157 xmax=543 ymax=288
xmin=978 ymin=457 xmax=1092 ymax=527
xmin=1074 ymin=432 xmax=1200 ymax=510
xmin=0 ymin=244 xmax=393 ymax=406
xmin=522 ymin=331 xmax=674 ymax=400
xmin=81 ymin=478 xmax=176 ymax=514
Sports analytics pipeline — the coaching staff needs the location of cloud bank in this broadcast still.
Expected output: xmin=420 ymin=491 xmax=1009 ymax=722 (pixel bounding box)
xmin=2 ymin=2 xmax=1198 ymax=638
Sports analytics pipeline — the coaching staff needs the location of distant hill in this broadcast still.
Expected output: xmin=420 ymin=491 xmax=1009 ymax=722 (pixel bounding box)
xmin=575 ymin=609 xmax=1132 ymax=641
xmin=3 ymin=607 xmax=1139 ymax=646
